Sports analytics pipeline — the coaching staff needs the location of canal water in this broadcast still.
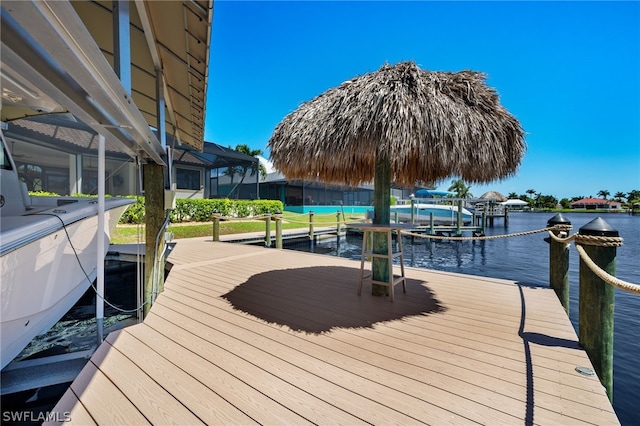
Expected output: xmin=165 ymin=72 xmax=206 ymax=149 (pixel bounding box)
xmin=286 ymin=212 xmax=640 ymax=425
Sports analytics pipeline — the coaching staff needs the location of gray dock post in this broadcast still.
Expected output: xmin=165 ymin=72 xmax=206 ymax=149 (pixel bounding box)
xmin=546 ymin=213 xmax=571 ymax=313
xmin=336 ymin=211 xmax=342 ymax=238
xmin=429 ymin=212 xmax=435 ymax=235
xmin=410 ymin=198 xmax=415 ymax=224
xmin=577 ymin=217 xmax=619 ymax=402
xmin=212 ymin=212 xmax=221 ymax=242
xmin=265 ymin=213 xmax=272 ymax=247
xmin=456 ymin=200 xmax=462 ymax=235
xmin=309 ymin=210 xmax=314 ymax=240
xmin=275 ymin=212 xmax=282 ymax=249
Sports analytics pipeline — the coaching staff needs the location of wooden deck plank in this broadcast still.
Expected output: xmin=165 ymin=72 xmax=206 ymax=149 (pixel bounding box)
xmin=162 ymin=279 xmax=615 ymax=422
xmin=42 ymin=389 xmax=96 ymax=426
xmin=67 ymin=362 xmax=150 ymax=425
xmin=122 ymin=323 xmax=310 ymax=425
xmin=50 ymin=240 xmax=618 ymax=425
xmin=90 ymin=338 xmax=204 ymax=424
xmin=103 ymin=330 xmax=259 ymax=425
xmin=156 ymin=290 xmax=494 ymax=424
xmin=147 ymin=303 xmax=425 ymax=425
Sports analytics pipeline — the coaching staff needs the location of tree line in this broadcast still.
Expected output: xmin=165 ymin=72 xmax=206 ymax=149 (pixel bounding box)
xmin=447 ymin=179 xmax=640 ymax=210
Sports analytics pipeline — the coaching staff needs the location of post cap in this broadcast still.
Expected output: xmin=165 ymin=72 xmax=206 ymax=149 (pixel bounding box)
xmin=547 ymin=213 xmax=571 ymax=226
xmin=579 ymin=217 xmax=619 ymax=237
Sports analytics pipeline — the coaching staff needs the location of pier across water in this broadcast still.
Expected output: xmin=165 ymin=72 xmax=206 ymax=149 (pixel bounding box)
xmin=49 ymin=237 xmax=618 ymax=424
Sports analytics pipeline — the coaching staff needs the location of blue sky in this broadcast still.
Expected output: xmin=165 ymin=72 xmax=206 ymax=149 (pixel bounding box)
xmin=205 ymin=1 xmax=640 ymax=201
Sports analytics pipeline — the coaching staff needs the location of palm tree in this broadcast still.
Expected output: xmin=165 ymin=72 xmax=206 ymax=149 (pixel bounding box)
xmin=614 ymin=191 xmax=626 ymax=202
xmin=597 ymin=189 xmax=610 ymax=200
xmin=447 ymin=179 xmax=472 ymax=198
xmin=228 ymin=144 xmax=268 ymax=199
xmin=223 ymin=165 xmax=242 ymax=197
xmin=507 ymin=192 xmax=518 ymax=199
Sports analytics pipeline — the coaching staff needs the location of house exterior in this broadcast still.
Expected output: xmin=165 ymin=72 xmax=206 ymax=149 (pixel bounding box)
xmin=570 ymin=197 xmax=622 ymax=210
xmin=3 ymin=116 xmax=258 ymax=200
xmin=259 ymin=171 xmax=419 ymax=213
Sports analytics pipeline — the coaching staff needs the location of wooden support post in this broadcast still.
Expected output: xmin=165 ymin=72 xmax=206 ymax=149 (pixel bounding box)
xmin=212 ymin=213 xmax=221 ymax=242
xmin=481 ymin=212 xmax=487 ymax=235
xmin=372 ymin=155 xmax=390 ymax=297
xmin=504 ymin=206 xmax=509 ymax=226
xmin=336 ymin=212 xmax=341 ymax=235
xmin=265 ymin=215 xmax=272 ymax=247
xmin=308 ymin=211 xmax=314 ymax=240
xmin=394 ymin=211 xmax=398 ymax=224
xmin=456 ymin=200 xmax=462 ymax=236
xmin=143 ymin=163 xmax=165 ymax=318
xmin=275 ymin=214 xmax=282 ymax=249
xmin=410 ymin=198 xmax=415 ymax=224
xmin=578 ymin=217 xmax=618 ymax=402
xmin=429 ymin=212 xmax=435 ymax=235
xmin=546 ymin=214 xmax=571 ymax=313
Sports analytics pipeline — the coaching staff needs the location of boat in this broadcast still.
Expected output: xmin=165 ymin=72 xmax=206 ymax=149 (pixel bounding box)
xmin=391 ymin=203 xmax=473 ymax=226
xmin=366 ymin=202 xmax=473 ymax=226
xmin=0 ymin=132 xmax=133 ymax=370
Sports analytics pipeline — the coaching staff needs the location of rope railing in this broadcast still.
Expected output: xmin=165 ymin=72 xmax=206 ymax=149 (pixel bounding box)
xmin=575 ymin=244 xmax=640 ymax=294
xmin=400 ymin=226 xmax=554 ymax=241
xmin=545 ymin=229 xmax=638 ymax=294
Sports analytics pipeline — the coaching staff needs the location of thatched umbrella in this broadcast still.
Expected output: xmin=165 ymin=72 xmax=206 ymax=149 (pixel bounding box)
xmin=268 ymin=61 xmax=525 ymax=296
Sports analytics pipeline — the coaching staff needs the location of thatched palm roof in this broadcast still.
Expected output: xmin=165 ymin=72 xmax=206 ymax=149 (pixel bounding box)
xmin=480 ymin=190 xmax=508 ymax=202
xmin=268 ymin=61 xmax=525 ymax=187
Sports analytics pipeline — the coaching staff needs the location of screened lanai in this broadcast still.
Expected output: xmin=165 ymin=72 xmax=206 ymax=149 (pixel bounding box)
xmin=3 ymin=116 xmax=258 ymax=199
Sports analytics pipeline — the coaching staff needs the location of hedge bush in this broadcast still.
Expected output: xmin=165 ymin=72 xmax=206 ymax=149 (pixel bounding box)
xmin=119 ymin=197 xmax=283 ymax=224
xmin=28 ymin=192 xmax=282 ymax=224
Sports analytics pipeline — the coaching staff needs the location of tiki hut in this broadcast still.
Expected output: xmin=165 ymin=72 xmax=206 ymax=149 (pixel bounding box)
xmin=480 ymin=190 xmax=508 ymax=202
xmin=268 ymin=61 xmax=525 ymax=296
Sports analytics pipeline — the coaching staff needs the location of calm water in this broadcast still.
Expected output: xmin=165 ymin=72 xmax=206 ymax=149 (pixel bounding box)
xmin=287 ymin=212 xmax=640 ymax=425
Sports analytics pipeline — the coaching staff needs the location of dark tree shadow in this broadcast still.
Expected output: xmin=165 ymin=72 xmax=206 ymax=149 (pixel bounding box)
xmin=515 ymin=281 xmax=582 ymax=426
xmin=222 ymin=266 xmax=446 ymax=334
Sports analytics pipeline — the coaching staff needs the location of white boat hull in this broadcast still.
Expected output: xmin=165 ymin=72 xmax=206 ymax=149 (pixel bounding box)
xmin=390 ymin=203 xmax=473 ymax=226
xmin=0 ymin=199 xmax=132 ymax=369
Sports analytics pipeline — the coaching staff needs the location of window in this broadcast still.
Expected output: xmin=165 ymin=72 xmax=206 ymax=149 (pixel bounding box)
xmin=176 ymin=167 xmax=201 ymax=190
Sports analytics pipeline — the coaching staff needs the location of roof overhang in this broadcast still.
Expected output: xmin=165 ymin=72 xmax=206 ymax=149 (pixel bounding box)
xmin=1 ymin=0 xmax=212 ymax=164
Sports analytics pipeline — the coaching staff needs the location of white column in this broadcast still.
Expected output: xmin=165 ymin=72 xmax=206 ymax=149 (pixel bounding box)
xmin=97 ymin=134 xmax=106 ymax=342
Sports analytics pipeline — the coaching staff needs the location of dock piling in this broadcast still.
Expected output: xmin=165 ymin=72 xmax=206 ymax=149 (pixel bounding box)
xmin=275 ymin=212 xmax=282 ymax=249
xmin=577 ymin=217 xmax=619 ymax=402
xmin=265 ymin=214 xmax=272 ymax=247
xmin=212 ymin=212 xmax=221 ymax=242
xmin=546 ymin=214 xmax=572 ymax=313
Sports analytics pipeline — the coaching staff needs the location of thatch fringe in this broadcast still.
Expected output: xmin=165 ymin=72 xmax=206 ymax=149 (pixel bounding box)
xmin=268 ymin=61 xmax=525 ymax=187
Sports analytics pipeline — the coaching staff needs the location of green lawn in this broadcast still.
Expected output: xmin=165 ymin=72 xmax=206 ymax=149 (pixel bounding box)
xmin=112 ymin=211 xmax=365 ymax=244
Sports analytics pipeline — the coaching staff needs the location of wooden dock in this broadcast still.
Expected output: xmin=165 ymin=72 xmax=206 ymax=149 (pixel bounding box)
xmin=49 ymin=237 xmax=618 ymax=425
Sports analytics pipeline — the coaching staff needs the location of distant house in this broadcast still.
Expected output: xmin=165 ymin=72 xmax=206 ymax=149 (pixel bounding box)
xmin=570 ymin=197 xmax=622 ymax=210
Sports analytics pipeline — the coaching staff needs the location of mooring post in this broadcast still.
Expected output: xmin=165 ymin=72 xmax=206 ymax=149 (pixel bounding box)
xmin=274 ymin=211 xmax=282 ymax=249
xmin=481 ymin=211 xmax=487 ymax=235
xmin=265 ymin=213 xmax=272 ymax=247
xmin=336 ymin=211 xmax=342 ymax=235
xmin=546 ymin=213 xmax=572 ymax=313
xmin=504 ymin=206 xmax=509 ymax=226
xmin=212 ymin=212 xmax=221 ymax=242
xmin=456 ymin=200 xmax=462 ymax=235
xmin=410 ymin=197 xmax=415 ymax=224
xmin=577 ymin=217 xmax=619 ymax=402
xmin=544 ymin=213 xmax=571 ymax=314
xmin=309 ymin=210 xmax=314 ymax=240
xmin=429 ymin=212 xmax=435 ymax=235
xmin=394 ymin=211 xmax=398 ymax=224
